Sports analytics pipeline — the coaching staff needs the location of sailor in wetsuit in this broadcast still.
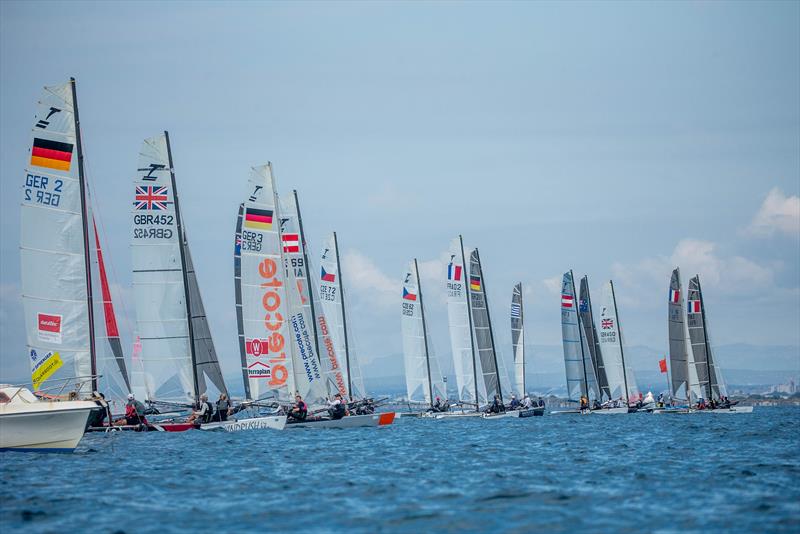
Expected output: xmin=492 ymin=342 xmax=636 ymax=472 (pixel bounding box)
xmin=115 ymin=393 xmax=147 ymax=426
xmin=328 ymin=393 xmax=346 ymax=420
xmin=509 ymin=395 xmax=521 ymax=410
xmin=288 ymin=394 xmax=308 ymax=422
xmin=188 ymin=394 xmax=214 ymax=424
xmin=488 ymin=395 xmax=505 ymax=414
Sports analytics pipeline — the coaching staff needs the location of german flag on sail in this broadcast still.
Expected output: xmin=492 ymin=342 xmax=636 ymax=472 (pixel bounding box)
xmin=470 ymin=276 xmax=481 ymax=291
xmin=244 ymin=208 xmax=273 ymax=230
xmin=30 ymin=138 xmax=73 ymax=172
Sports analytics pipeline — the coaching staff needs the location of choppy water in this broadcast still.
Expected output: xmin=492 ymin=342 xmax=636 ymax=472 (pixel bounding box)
xmin=1 ymin=407 xmax=799 ymax=533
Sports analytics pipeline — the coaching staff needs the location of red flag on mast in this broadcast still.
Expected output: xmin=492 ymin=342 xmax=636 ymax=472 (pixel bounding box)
xmin=658 ymin=357 xmax=668 ymax=373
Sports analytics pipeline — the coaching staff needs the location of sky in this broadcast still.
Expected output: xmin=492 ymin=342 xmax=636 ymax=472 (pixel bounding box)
xmin=1 ymin=1 xmax=798 ymax=385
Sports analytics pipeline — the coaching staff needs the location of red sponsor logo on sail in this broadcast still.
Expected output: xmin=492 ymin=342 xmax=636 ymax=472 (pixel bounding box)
xmin=37 ymin=313 xmax=62 ymax=344
xmin=245 ymin=338 xmax=270 ymax=357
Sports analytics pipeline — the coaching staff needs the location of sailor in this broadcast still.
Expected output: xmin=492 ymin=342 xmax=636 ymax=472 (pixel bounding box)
xmin=116 ymin=393 xmax=147 ymax=426
xmin=537 ymin=397 xmax=545 ymax=408
xmin=432 ymin=396 xmax=445 ymax=412
xmin=579 ymin=395 xmax=589 ymax=411
xmin=509 ymin=394 xmax=520 ymax=410
xmin=328 ymin=393 xmax=346 ymax=420
xmin=288 ymin=394 xmax=308 ymax=422
xmin=215 ymin=394 xmax=231 ymax=422
xmin=188 ymin=394 xmax=213 ymax=424
xmin=489 ymin=395 xmax=504 ymax=414
xmin=522 ymin=395 xmax=533 ymax=409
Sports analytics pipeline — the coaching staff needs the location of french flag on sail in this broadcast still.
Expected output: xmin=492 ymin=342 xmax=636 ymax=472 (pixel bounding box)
xmin=561 ymin=294 xmax=574 ymax=308
xmin=687 ymin=300 xmax=701 ymax=314
xmin=447 ymin=263 xmax=462 ymax=281
xmin=669 ymin=288 xmax=680 ymax=303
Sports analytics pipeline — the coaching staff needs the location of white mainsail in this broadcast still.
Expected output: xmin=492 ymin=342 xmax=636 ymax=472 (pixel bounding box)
xmin=596 ymin=281 xmax=636 ymax=402
xmin=22 ymin=80 xmax=93 ymax=395
xmin=131 ymin=133 xmax=226 ymax=402
xmin=511 ymin=283 xmax=525 ymax=396
xmin=279 ymin=194 xmax=328 ymax=406
xmin=560 ymin=271 xmax=600 ymax=402
xmin=317 ymin=233 xmax=366 ymax=400
xmin=401 ymin=260 xmax=446 ymax=404
xmin=238 ymin=164 xmax=296 ymax=401
xmin=446 ymin=237 xmax=486 ymax=407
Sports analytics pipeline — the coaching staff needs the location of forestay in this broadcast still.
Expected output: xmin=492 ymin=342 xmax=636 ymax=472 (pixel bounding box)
xmin=446 ymin=238 xmax=486 ymax=406
xmin=560 ymin=271 xmax=600 ymax=402
xmin=401 ymin=260 xmax=447 ymax=404
xmin=239 ymin=164 xmax=295 ymax=401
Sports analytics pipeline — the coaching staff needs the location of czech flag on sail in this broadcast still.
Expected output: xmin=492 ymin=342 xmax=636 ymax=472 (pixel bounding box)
xmin=321 ymin=266 xmax=336 ymax=283
xmin=447 ymin=263 xmax=462 ymax=281
xmin=282 ymin=233 xmax=300 ymax=253
xmin=669 ymin=288 xmax=680 ymax=303
xmin=469 ymin=276 xmax=481 ymax=291
xmin=30 ymin=137 xmax=73 ymax=171
xmin=244 ymin=208 xmax=273 ymax=230
xmin=561 ymin=294 xmax=574 ymax=308
xmin=402 ymin=287 xmax=417 ymax=301
xmin=659 ymin=357 xmax=668 ymax=374
xmin=688 ymin=300 xmax=701 ymax=314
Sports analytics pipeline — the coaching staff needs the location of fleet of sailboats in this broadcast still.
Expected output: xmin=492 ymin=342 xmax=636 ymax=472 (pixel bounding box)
xmin=2 ymin=78 xmax=756 ymax=451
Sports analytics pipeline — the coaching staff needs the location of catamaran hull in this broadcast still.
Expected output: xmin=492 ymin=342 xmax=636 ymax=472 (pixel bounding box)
xmin=287 ymin=412 xmax=395 ymax=429
xmin=0 ymin=403 xmax=94 ymax=452
xmin=708 ymin=406 xmax=754 ymax=414
xmin=591 ymin=407 xmax=629 ymax=414
xmin=201 ymin=416 xmax=287 ymax=431
xmin=426 ymin=411 xmax=484 ymax=419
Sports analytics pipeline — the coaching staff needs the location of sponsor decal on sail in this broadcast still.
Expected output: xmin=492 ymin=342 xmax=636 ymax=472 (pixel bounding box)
xmin=37 ymin=313 xmax=62 ymax=343
xmin=321 ymin=266 xmax=336 ymax=283
xmin=282 ymin=233 xmax=300 ymax=253
xmin=134 ymin=186 xmax=171 ymax=210
xmin=244 ymin=208 xmax=273 ymax=230
xmin=688 ymin=300 xmax=701 ymax=314
xmin=30 ymin=137 xmax=73 ymax=171
xmin=561 ymin=294 xmax=574 ymax=308
xmin=669 ymin=288 xmax=680 ymax=303
xmin=402 ymin=287 xmax=417 ymax=301
xmin=31 ymin=349 xmax=63 ymax=390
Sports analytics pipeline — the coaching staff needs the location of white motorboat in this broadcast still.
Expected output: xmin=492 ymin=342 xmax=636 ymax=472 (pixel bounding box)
xmin=0 ymin=386 xmax=96 ymax=452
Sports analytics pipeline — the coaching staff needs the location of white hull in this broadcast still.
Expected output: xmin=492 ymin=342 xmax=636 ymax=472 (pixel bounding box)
xmin=200 ymin=415 xmax=287 ymax=432
xmin=426 ymin=411 xmax=484 ymax=419
xmin=482 ymin=410 xmax=520 ymax=419
xmin=0 ymin=387 xmax=95 ymax=452
xmin=591 ymin=407 xmax=629 ymax=415
xmin=286 ymin=412 xmax=396 ymax=429
xmin=707 ymin=406 xmax=754 ymax=414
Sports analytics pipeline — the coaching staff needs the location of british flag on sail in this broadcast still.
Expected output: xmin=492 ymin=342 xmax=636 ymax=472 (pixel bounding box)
xmin=669 ymin=288 xmax=680 ymax=304
xmin=134 ymin=185 xmax=171 ymax=210
xmin=687 ymin=300 xmax=701 ymax=314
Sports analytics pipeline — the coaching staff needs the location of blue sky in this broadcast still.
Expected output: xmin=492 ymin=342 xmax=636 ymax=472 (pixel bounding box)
xmin=1 ymin=1 xmax=798 ymax=383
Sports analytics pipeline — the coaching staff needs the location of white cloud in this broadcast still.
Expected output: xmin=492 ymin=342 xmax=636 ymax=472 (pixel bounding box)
xmin=341 ymin=249 xmax=397 ymax=309
xmin=542 ymin=275 xmax=562 ymax=295
xmin=746 ymin=188 xmax=800 ymax=237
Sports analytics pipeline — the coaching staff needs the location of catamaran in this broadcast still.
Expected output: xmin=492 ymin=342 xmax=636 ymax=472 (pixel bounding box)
xmin=511 ymin=283 xmax=544 ymax=417
xmin=401 ymin=259 xmax=448 ymax=414
xmin=2 ymin=78 xmax=133 ymax=451
xmin=129 ymin=132 xmax=248 ymax=432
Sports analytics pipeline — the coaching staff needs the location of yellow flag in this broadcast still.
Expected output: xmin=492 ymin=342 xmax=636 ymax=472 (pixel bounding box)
xmin=32 ymin=351 xmax=63 ymax=390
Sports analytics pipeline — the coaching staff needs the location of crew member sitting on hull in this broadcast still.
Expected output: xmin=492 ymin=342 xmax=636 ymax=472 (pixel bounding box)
xmin=488 ymin=395 xmax=505 ymax=414
xmin=328 ymin=393 xmax=346 ymax=420
xmin=87 ymin=392 xmax=111 ymax=428
xmin=288 ymin=394 xmax=308 ymax=422
xmin=356 ymin=398 xmax=375 ymax=415
xmin=188 ymin=394 xmax=214 ymax=424
xmin=115 ymin=393 xmax=147 ymax=426
xmin=509 ymin=395 xmax=521 ymax=410
xmin=215 ymin=394 xmax=232 ymax=422
xmin=579 ymin=395 xmax=589 ymax=412
xmin=432 ymin=396 xmax=450 ymax=413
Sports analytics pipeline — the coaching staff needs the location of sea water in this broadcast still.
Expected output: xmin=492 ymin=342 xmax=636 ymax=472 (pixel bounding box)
xmin=1 ymin=407 xmax=798 ymax=532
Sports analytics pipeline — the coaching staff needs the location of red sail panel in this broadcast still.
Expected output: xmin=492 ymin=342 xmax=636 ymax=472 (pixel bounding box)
xmin=93 ymin=218 xmax=120 ymax=338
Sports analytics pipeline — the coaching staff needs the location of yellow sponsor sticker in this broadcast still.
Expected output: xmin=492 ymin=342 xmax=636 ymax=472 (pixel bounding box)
xmin=31 ymin=351 xmax=63 ymax=390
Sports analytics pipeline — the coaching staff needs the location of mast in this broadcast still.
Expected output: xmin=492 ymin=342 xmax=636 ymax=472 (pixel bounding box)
xmin=333 ymin=232 xmax=352 ymax=399
xmin=415 ymin=258 xmax=435 ymax=407
xmin=165 ymin=130 xmax=199 ymax=400
xmin=475 ymin=248 xmax=503 ymax=403
xmin=696 ymin=275 xmax=714 ymax=401
xmin=571 ymin=270 xmax=590 ymax=399
xmin=610 ymin=280 xmax=630 ymax=405
xmin=294 ymin=190 xmax=322 ymax=362
xmin=460 ymin=235 xmax=480 ymax=411
xmin=70 ymin=77 xmax=98 ymax=393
